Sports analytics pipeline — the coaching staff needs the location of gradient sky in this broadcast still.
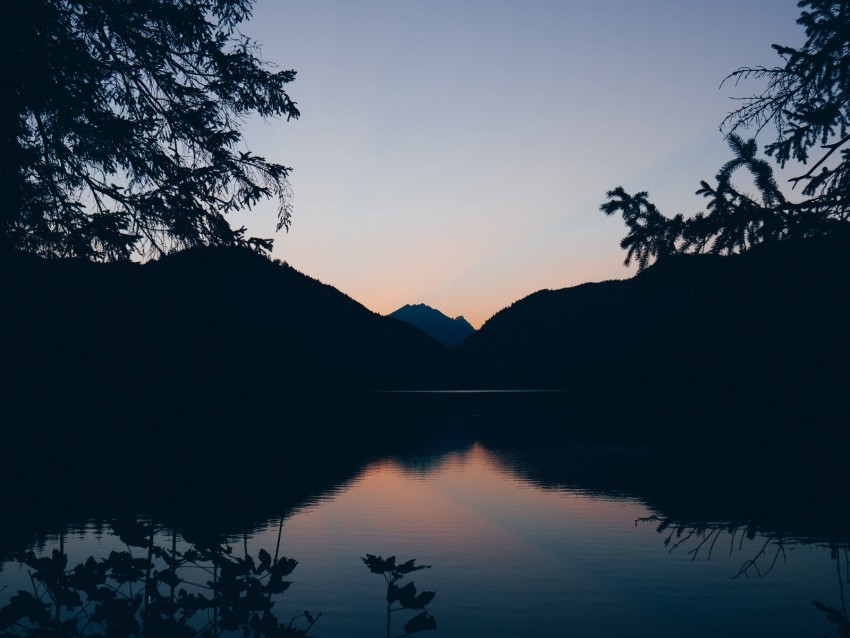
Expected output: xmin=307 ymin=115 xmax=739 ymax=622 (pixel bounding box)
xmin=236 ymin=1 xmax=805 ymax=327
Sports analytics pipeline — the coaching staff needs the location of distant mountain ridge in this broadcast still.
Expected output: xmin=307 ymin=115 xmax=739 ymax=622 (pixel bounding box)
xmin=461 ymin=232 xmax=850 ymax=390
xmin=389 ymin=303 xmax=476 ymax=347
xmin=3 ymin=231 xmax=849 ymax=443
xmin=1 ymin=246 xmax=448 ymax=426
xmin=455 ymin=230 xmax=850 ymax=436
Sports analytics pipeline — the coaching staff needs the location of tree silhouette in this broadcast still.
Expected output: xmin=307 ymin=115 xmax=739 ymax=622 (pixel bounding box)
xmin=0 ymin=0 xmax=299 ymax=260
xmin=599 ymin=187 xmax=684 ymax=270
xmin=602 ymin=0 xmax=850 ymax=270
xmin=723 ymin=0 xmax=850 ymax=202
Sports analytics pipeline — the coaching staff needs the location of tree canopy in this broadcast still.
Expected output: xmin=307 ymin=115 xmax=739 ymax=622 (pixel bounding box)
xmin=602 ymin=0 xmax=850 ymax=270
xmin=1 ymin=0 xmax=299 ymax=260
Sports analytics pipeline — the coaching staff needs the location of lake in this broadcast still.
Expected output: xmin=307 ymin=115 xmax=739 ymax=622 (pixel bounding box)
xmin=1 ymin=427 xmax=847 ymax=637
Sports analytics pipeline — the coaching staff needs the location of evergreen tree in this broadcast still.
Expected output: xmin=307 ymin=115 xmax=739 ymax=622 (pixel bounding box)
xmin=724 ymin=0 xmax=850 ymax=202
xmin=599 ymin=188 xmax=684 ymax=270
xmin=603 ymin=0 xmax=850 ymax=270
xmin=0 ymin=0 xmax=299 ymax=260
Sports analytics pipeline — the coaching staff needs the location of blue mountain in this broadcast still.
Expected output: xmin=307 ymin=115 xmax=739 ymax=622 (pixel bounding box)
xmin=389 ymin=303 xmax=475 ymax=347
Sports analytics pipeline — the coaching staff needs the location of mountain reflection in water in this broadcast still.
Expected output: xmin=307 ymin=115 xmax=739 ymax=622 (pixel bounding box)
xmin=1 ymin=443 xmax=847 ymax=637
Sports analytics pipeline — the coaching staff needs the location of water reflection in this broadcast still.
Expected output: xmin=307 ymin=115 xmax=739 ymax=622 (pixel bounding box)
xmin=2 ymin=441 xmax=848 ymax=637
xmin=635 ymin=515 xmax=790 ymax=578
xmin=636 ymin=514 xmax=850 ymax=637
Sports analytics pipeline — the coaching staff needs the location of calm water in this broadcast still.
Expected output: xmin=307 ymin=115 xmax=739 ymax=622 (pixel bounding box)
xmin=1 ymin=441 xmax=846 ymax=637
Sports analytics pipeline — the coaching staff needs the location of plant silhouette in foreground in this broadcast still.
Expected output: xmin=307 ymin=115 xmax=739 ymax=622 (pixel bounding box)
xmin=0 ymin=518 xmax=319 ymax=637
xmin=361 ymin=554 xmax=436 ymax=637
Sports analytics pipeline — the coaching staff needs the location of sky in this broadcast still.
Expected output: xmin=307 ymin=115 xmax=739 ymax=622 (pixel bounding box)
xmin=235 ymin=1 xmax=805 ymax=328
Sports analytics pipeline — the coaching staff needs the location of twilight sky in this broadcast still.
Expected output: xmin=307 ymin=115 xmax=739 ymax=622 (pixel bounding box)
xmin=236 ymin=1 xmax=804 ymax=328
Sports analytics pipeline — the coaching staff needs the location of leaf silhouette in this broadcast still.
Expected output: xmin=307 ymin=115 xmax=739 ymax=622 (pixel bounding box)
xmin=67 ymin=557 xmax=108 ymax=597
xmin=257 ymin=548 xmax=272 ymax=573
xmin=155 ymin=567 xmax=181 ymax=588
xmin=269 ymin=556 xmax=298 ymax=577
xmin=105 ymin=551 xmax=147 ymax=584
xmin=111 ymin=519 xmax=152 ymax=549
xmin=0 ymin=591 xmax=50 ymax=629
xmin=393 ymin=582 xmax=436 ymax=609
xmin=394 ymin=559 xmax=430 ymax=576
xmin=404 ymin=611 xmax=437 ymax=634
xmin=362 ymin=554 xmax=396 ymax=575
xmin=24 ymin=549 xmax=68 ymax=580
xmin=264 ymin=574 xmax=292 ymax=595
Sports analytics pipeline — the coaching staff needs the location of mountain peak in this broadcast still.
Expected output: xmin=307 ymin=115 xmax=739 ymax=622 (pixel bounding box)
xmin=389 ymin=303 xmax=475 ymax=347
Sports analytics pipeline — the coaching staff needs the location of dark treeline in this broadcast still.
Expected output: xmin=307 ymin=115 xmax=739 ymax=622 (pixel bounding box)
xmin=1 ymin=245 xmax=445 ymax=417
xmin=462 ymin=228 xmax=850 ymax=393
xmin=3 ymin=228 xmax=849 ymax=446
xmin=456 ymin=228 xmax=850 ymax=443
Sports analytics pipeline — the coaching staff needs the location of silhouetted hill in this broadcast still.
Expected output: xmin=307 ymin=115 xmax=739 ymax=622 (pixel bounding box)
xmin=389 ymin=303 xmax=475 ymax=347
xmin=0 ymin=246 xmax=447 ymax=430
xmin=457 ymin=231 xmax=850 ymax=435
xmin=4 ymin=233 xmax=850 ymax=450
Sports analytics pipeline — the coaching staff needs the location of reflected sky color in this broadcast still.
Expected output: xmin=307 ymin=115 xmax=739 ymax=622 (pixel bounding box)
xmin=278 ymin=445 xmax=646 ymax=559
xmin=1 ymin=443 xmax=844 ymax=637
xmin=242 ymin=443 xmax=837 ymax=638
xmin=236 ymin=1 xmax=805 ymax=327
